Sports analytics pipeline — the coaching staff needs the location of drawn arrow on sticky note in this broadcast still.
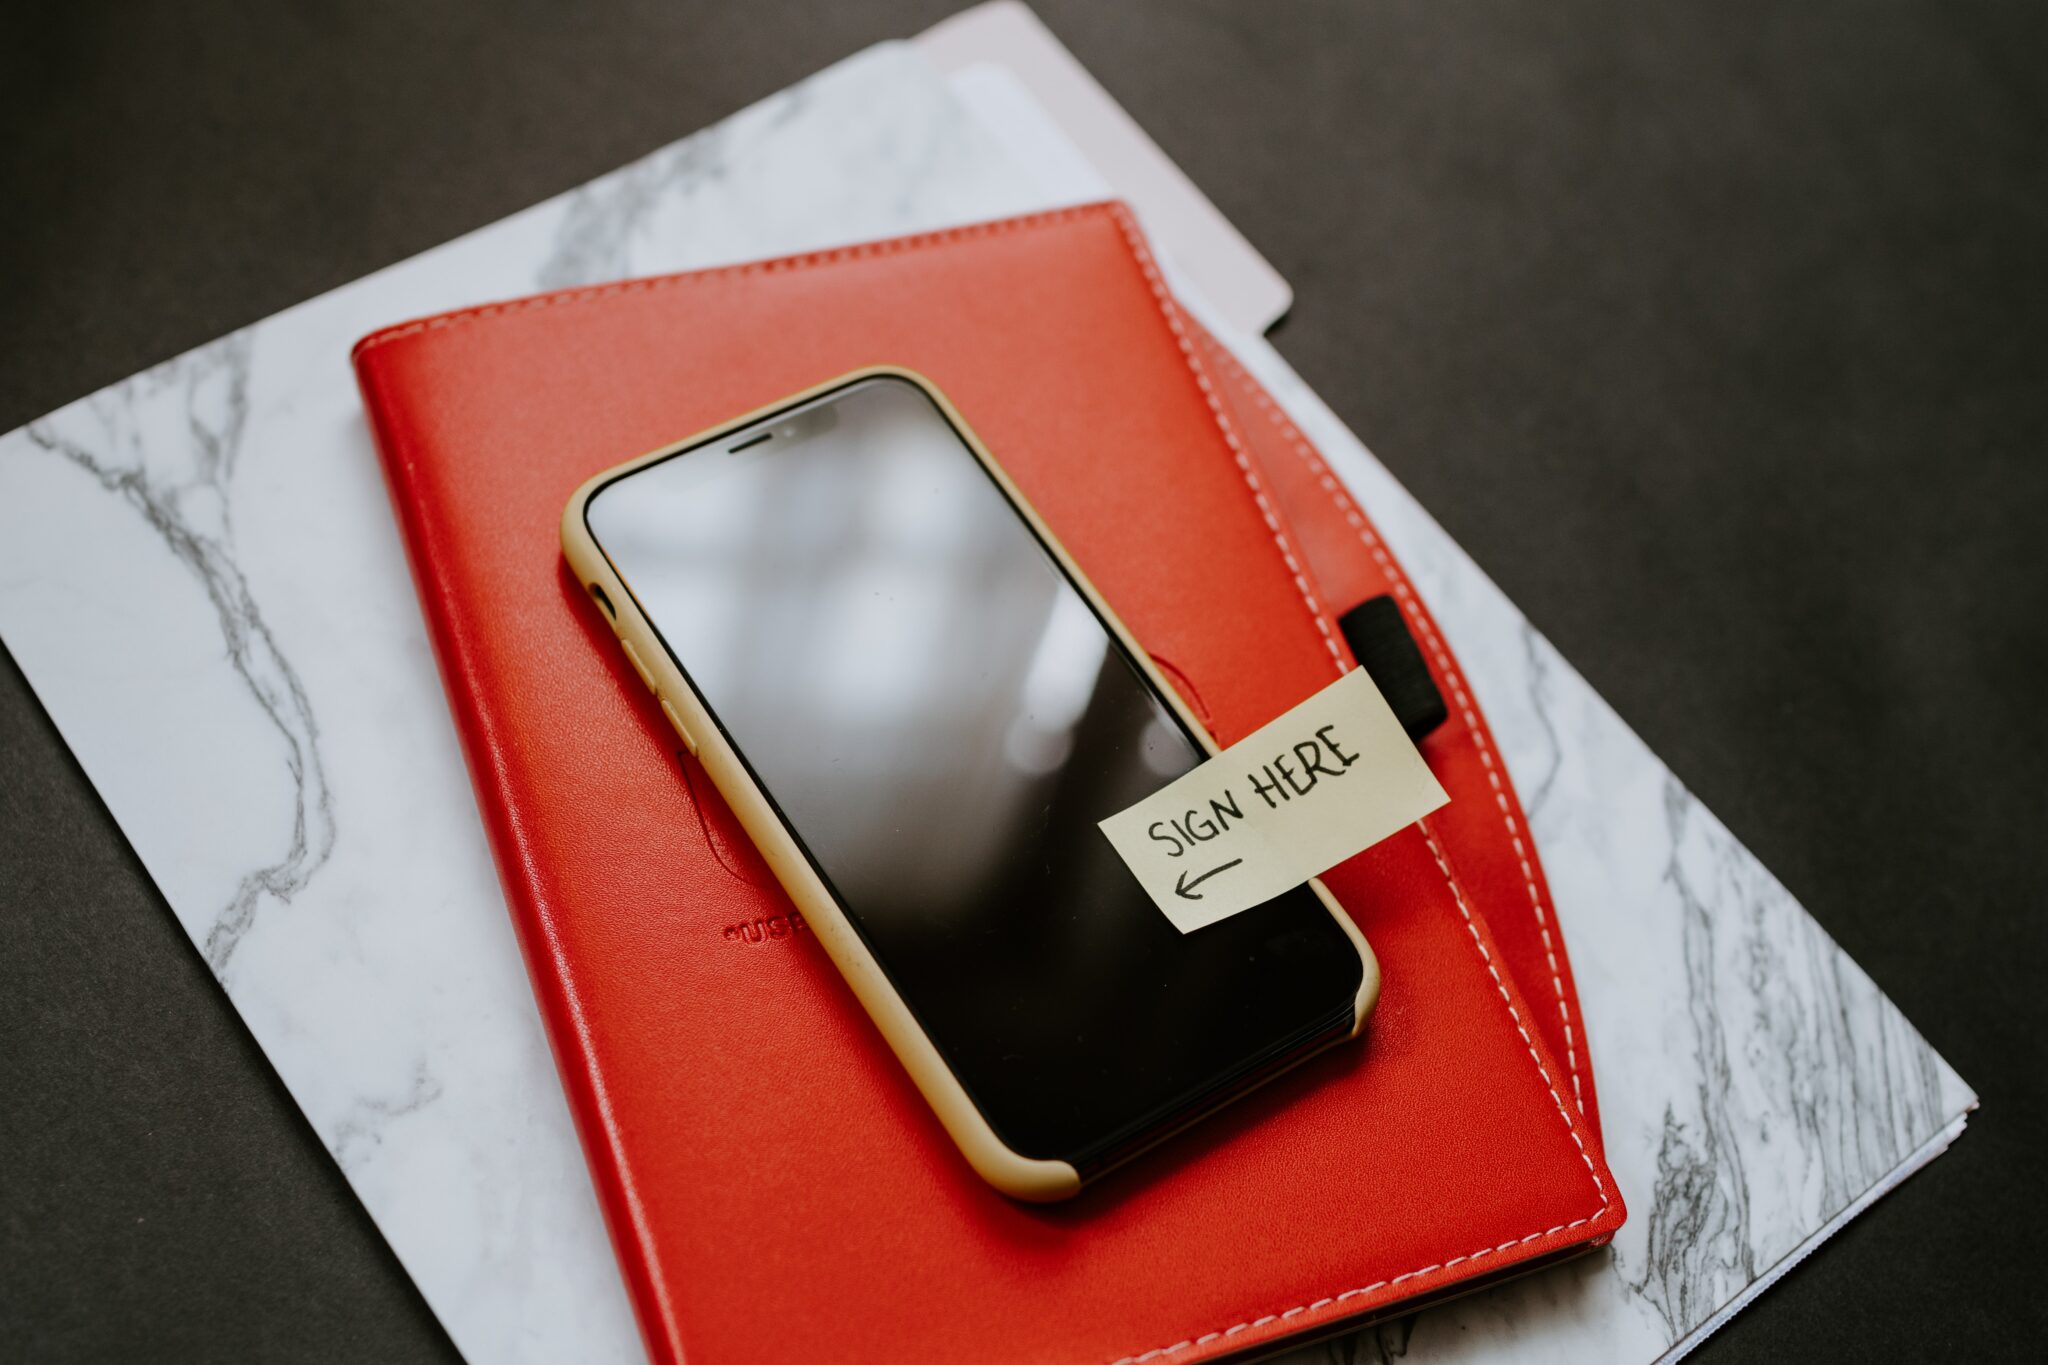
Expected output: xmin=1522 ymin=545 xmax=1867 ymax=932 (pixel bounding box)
xmin=1100 ymin=667 xmax=1449 ymax=933
xmin=1174 ymin=859 xmax=1243 ymax=901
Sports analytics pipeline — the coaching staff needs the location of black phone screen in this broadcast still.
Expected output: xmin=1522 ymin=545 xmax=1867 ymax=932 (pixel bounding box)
xmin=585 ymin=375 xmax=1364 ymax=1170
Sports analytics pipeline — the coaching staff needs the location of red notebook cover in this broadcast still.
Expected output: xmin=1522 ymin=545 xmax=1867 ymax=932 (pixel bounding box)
xmin=1190 ymin=328 xmax=1605 ymax=1143
xmin=354 ymin=202 xmax=1622 ymax=1365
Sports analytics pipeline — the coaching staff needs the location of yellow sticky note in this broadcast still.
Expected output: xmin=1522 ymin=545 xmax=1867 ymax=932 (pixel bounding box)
xmin=1099 ymin=667 xmax=1449 ymax=932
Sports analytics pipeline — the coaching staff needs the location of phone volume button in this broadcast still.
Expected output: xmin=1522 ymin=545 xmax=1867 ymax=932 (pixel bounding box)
xmin=619 ymin=638 xmax=657 ymax=693
xmin=660 ymin=697 xmax=698 ymax=756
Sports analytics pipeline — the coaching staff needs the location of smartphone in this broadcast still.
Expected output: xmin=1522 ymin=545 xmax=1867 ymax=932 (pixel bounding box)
xmin=561 ymin=368 xmax=1377 ymax=1200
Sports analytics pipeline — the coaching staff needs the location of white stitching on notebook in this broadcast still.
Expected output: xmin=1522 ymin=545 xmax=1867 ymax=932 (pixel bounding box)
xmin=1100 ymin=207 xmax=1348 ymax=675
xmin=1100 ymin=205 xmax=1609 ymax=1365
xmin=1104 ymin=1216 xmax=1601 ymax=1365
xmin=1199 ymin=337 xmax=1589 ymax=1117
xmin=1099 ymin=825 xmax=1610 ymax=1365
xmin=350 ymin=204 xmax=1107 ymax=356
xmin=353 ymin=201 xmax=1610 ymax=1362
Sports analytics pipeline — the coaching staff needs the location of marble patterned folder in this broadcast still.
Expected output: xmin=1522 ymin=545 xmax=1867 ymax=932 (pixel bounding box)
xmin=0 ymin=36 xmax=1971 ymax=1365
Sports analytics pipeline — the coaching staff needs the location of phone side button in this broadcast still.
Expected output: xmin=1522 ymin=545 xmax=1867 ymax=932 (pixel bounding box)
xmin=619 ymin=638 xmax=657 ymax=692
xmin=660 ymin=697 xmax=698 ymax=756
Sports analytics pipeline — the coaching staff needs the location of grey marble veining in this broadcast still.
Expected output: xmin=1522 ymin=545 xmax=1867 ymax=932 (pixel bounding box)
xmin=0 ymin=39 xmax=1969 ymax=1365
xmin=0 ymin=46 xmax=1054 ymax=1365
xmin=22 ymin=334 xmax=335 ymax=972
xmin=1214 ymin=314 xmax=1972 ymax=1362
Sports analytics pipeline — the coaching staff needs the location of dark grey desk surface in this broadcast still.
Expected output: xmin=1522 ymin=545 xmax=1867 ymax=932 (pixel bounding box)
xmin=4 ymin=2 xmax=2042 ymax=1359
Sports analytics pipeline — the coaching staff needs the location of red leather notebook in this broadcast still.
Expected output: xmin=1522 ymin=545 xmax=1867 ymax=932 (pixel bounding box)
xmin=354 ymin=202 xmax=1622 ymax=1365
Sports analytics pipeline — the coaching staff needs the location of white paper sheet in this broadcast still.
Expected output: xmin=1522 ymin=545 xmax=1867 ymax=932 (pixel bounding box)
xmin=0 ymin=35 xmax=1970 ymax=1365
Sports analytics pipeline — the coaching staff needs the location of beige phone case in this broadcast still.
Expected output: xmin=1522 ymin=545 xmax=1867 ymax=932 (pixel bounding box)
xmin=560 ymin=367 xmax=1379 ymax=1200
